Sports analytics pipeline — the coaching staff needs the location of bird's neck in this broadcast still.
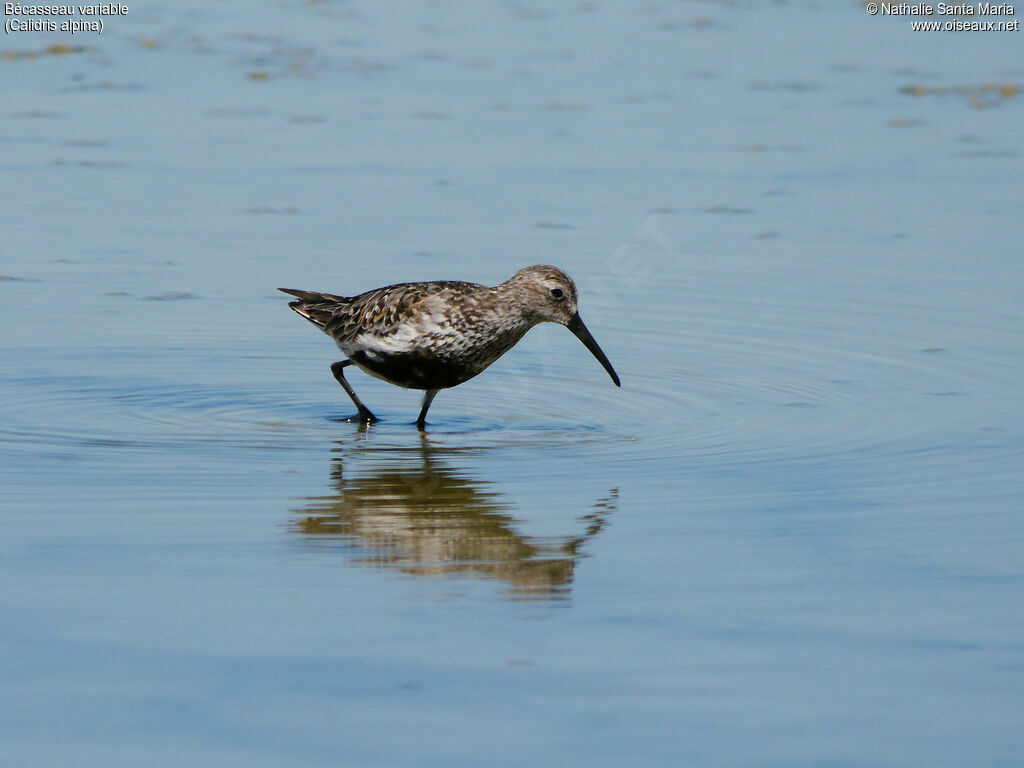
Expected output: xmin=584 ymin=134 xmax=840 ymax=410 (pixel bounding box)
xmin=491 ymin=280 xmax=542 ymax=330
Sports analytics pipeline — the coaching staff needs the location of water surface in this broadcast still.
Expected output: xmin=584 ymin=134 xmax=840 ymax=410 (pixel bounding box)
xmin=2 ymin=2 xmax=1023 ymax=766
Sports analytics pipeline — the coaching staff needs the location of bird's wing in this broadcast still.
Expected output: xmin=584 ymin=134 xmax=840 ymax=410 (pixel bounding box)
xmin=280 ymin=281 xmax=483 ymax=348
xmin=333 ymin=281 xmax=484 ymax=348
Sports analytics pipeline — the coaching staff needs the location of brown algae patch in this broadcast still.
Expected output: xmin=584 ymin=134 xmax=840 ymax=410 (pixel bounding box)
xmin=1 ymin=44 xmax=89 ymax=61
xmin=246 ymin=206 xmax=299 ymax=214
xmin=703 ymin=205 xmax=753 ymax=215
xmin=145 ymin=292 xmax=198 ymax=301
xmin=888 ymin=118 xmax=926 ymax=128
xmin=52 ymin=159 xmax=126 ymax=168
xmin=901 ymin=82 xmax=1020 ymax=109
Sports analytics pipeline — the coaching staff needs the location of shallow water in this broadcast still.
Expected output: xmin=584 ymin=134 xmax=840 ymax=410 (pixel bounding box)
xmin=2 ymin=2 xmax=1023 ymax=766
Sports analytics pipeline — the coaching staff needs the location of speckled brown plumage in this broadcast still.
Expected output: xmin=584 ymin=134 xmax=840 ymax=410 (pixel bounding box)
xmin=280 ymin=265 xmax=620 ymax=428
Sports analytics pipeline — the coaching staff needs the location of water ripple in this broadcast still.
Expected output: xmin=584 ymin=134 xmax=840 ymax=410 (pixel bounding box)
xmin=2 ymin=255 xmax=1021 ymax=501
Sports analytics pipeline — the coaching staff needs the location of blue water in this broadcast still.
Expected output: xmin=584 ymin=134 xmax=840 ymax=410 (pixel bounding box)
xmin=2 ymin=2 xmax=1023 ymax=766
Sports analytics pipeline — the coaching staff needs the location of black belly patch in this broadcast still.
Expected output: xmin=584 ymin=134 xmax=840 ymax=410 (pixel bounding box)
xmin=350 ymin=351 xmax=477 ymax=390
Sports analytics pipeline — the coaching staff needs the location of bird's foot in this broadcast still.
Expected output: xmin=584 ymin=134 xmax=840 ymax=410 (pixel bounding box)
xmin=343 ymin=409 xmax=378 ymax=424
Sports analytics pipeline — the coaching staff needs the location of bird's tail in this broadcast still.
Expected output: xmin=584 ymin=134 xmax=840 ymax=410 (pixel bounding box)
xmin=278 ymin=288 xmax=348 ymax=329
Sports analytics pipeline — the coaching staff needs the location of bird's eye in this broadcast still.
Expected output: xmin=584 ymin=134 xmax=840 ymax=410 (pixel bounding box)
xmin=550 ymin=288 xmax=564 ymax=299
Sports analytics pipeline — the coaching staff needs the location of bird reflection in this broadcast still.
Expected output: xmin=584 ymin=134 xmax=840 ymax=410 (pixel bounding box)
xmin=292 ymin=437 xmax=616 ymax=600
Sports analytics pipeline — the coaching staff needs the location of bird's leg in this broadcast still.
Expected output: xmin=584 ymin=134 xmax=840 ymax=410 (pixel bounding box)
xmin=330 ymin=360 xmax=378 ymax=423
xmin=416 ymin=389 xmax=439 ymax=431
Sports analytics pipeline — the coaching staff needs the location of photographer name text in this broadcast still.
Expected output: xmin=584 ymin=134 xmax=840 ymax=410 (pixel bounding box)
xmin=875 ymin=2 xmax=1013 ymax=14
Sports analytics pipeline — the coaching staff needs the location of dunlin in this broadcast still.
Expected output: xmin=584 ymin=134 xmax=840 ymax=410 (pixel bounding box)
xmin=280 ymin=265 xmax=620 ymax=428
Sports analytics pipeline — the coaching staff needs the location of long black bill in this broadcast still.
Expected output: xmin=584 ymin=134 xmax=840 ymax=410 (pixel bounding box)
xmin=567 ymin=313 xmax=621 ymax=387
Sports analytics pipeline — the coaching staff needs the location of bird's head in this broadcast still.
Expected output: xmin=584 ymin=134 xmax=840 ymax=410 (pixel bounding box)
xmin=507 ymin=264 xmax=620 ymax=387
